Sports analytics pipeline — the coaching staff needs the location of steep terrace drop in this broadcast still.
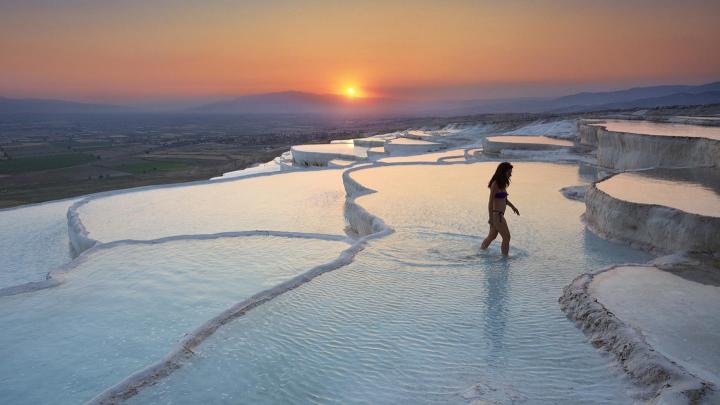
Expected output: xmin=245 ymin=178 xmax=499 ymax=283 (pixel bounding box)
xmin=586 ymin=168 xmax=720 ymax=252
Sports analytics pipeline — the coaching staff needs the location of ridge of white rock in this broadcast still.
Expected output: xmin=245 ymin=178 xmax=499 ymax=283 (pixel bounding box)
xmin=1 ymin=229 xmax=351 ymax=298
xmin=559 ymin=185 xmax=587 ymax=201
xmin=578 ymin=120 xmax=720 ymax=169
xmin=353 ymin=137 xmax=388 ymax=147
xmin=291 ymin=144 xmax=369 ymax=166
xmin=87 ymin=163 xmax=394 ymax=405
xmin=502 ymin=119 xmax=579 ymax=140
xmin=4 ymin=118 xmax=716 ymax=404
xmin=384 ymin=137 xmax=444 ymax=154
xmin=482 ymin=135 xmax=574 ymax=154
xmin=67 ymin=169 xmax=333 ymax=255
xmin=560 ymin=264 xmax=715 ymax=404
xmin=584 ymin=172 xmax=720 ymax=253
xmin=578 ymin=120 xmax=604 ymax=146
xmin=591 ymin=265 xmax=720 ymax=390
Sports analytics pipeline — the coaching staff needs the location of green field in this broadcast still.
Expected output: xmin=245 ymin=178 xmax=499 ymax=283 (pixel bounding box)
xmin=116 ymin=159 xmax=191 ymax=175
xmin=0 ymin=153 xmax=96 ymax=174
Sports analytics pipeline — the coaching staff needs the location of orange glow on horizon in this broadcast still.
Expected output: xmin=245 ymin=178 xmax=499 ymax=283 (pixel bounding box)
xmin=0 ymin=2 xmax=719 ymax=102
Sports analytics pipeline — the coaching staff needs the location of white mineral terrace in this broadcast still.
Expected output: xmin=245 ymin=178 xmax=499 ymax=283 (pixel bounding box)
xmin=596 ymin=170 xmax=720 ymax=217
xmin=586 ymin=169 xmax=720 ymax=253
xmin=353 ymin=136 xmax=388 ymax=147
xmin=2 ymin=118 xmax=719 ymax=404
xmin=590 ymin=266 xmax=720 ymax=389
xmin=589 ymin=119 xmax=720 ymax=140
xmin=377 ymin=149 xmax=465 ymax=163
xmin=404 ymin=130 xmax=437 ymax=140
xmin=483 ymin=135 xmax=574 ymax=154
xmin=290 ymin=143 xmax=369 ymax=165
xmin=491 ymin=135 xmax=573 ymax=146
xmin=384 ymin=137 xmax=443 ymax=154
xmin=579 ymin=119 xmax=720 ymax=169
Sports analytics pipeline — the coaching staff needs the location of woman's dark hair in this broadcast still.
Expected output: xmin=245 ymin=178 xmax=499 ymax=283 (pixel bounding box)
xmin=488 ymin=161 xmax=513 ymax=189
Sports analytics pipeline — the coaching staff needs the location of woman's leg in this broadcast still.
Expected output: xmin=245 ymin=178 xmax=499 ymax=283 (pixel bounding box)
xmin=481 ymin=225 xmax=499 ymax=249
xmin=496 ymin=217 xmax=511 ymax=256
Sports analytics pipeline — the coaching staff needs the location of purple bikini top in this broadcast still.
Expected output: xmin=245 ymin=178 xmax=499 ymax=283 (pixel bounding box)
xmin=494 ymin=191 xmax=508 ymax=199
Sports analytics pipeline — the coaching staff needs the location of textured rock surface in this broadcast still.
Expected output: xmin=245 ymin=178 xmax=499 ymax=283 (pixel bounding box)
xmin=559 ymin=185 xmax=587 ymax=201
xmin=291 ymin=144 xmax=368 ymax=166
xmin=482 ymin=135 xmax=574 ymax=154
xmin=578 ymin=121 xmax=602 ymax=146
xmin=584 ymin=182 xmax=720 ymax=253
xmin=578 ymin=121 xmax=720 ymax=169
xmin=597 ymin=130 xmax=720 ymax=170
xmin=384 ymin=138 xmax=443 ymax=154
xmin=560 ymin=265 xmax=716 ymax=404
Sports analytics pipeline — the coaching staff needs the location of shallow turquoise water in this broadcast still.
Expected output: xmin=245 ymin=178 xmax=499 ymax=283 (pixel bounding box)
xmin=0 ymin=236 xmax=348 ymax=404
xmin=0 ymin=199 xmax=76 ymax=290
xmin=77 ymin=170 xmax=347 ymax=243
xmin=130 ymin=163 xmax=652 ymax=404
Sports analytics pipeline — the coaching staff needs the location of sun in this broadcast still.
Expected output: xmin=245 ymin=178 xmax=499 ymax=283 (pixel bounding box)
xmin=346 ymin=87 xmax=356 ymax=98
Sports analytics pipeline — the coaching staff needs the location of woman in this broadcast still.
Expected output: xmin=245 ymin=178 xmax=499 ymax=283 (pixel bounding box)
xmin=480 ymin=162 xmax=519 ymax=256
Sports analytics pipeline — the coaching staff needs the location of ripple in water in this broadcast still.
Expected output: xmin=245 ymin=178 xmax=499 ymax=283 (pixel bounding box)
xmin=131 ymin=163 xmax=651 ymax=404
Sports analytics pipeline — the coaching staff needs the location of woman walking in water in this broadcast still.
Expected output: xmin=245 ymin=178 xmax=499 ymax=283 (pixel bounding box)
xmin=481 ymin=162 xmax=520 ymax=256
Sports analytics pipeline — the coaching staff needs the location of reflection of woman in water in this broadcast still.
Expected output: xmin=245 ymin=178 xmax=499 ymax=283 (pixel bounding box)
xmin=481 ymin=162 xmax=519 ymax=256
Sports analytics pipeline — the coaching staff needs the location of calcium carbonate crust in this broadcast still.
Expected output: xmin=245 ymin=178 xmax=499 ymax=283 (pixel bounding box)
xmin=577 ymin=121 xmax=720 ymax=170
xmin=584 ymin=177 xmax=720 ymax=254
xmin=559 ymin=264 xmax=715 ymax=404
xmin=87 ymin=162 xmax=396 ymax=404
xmin=482 ymin=136 xmax=573 ymax=155
xmin=559 ymin=185 xmax=588 ymax=201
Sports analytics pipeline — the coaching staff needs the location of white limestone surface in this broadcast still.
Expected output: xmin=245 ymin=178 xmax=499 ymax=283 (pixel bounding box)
xmin=384 ymin=138 xmax=443 ymax=154
xmin=405 ymin=129 xmax=442 ymax=141
xmin=73 ymin=170 xmax=347 ymax=247
xmin=502 ymin=119 xmax=579 ymax=140
xmin=578 ymin=121 xmax=603 ymax=146
xmin=0 ymin=236 xmax=349 ymax=404
xmin=291 ymin=144 xmax=368 ymax=166
xmin=591 ymin=120 xmax=720 ymax=140
xmin=128 ymin=162 xmax=650 ymax=405
xmin=353 ymin=136 xmax=388 ymax=147
xmin=596 ymin=171 xmax=720 ymax=217
xmin=327 ymin=159 xmax=356 ymax=168
xmin=483 ymin=135 xmax=574 ymax=154
xmin=0 ymin=199 xmax=76 ymax=293
xmin=378 ymin=149 xmax=466 ymax=163
xmin=590 ymin=266 xmax=720 ymax=389
xmin=585 ymin=169 xmax=720 ymax=253
xmin=583 ymin=120 xmax=720 ymax=169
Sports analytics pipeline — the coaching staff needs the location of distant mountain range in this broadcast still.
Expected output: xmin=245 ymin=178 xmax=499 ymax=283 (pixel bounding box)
xmin=2 ymin=81 xmax=719 ymax=116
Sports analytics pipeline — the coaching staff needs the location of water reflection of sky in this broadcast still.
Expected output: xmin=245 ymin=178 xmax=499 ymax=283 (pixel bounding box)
xmin=591 ymin=120 xmax=720 ymax=140
xmin=597 ymin=169 xmax=720 ymax=217
xmin=484 ymin=260 xmax=509 ymax=367
xmin=132 ymin=162 xmax=650 ymax=404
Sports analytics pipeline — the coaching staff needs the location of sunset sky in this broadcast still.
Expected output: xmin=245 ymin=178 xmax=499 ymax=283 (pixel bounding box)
xmin=1 ymin=0 xmax=719 ymax=103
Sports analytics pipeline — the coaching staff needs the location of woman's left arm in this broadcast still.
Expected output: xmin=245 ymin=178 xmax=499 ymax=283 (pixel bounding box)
xmin=507 ymin=200 xmax=520 ymax=215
